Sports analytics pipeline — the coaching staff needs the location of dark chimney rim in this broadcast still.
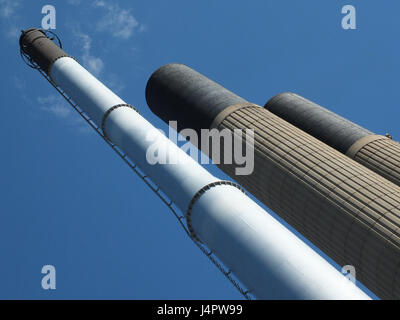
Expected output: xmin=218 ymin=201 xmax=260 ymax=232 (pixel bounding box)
xmin=145 ymin=62 xmax=188 ymax=98
xmin=19 ymin=28 xmax=63 ymax=51
xmin=19 ymin=28 xmax=45 ymax=50
xmin=264 ymin=92 xmax=296 ymax=109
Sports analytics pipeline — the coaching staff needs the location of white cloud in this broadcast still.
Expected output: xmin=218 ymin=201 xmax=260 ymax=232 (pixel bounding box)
xmin=83 ymin=55 xmax=104 ymax=76
xmin=36 ymin=94 xmax=89 ymax=134
xmin=67 ymin=0 xmax=82 ymax=5
xmin=0 ymin=0 xmax=19 ymax=18
xmin=93 ymin=0 xmax=106 ymax=7
xmin=73 ymin=30 xmax=104 ymax=76
xmin=104 ymin=74 xmax=126 ymax=94
xmin=0 ymin=0 xmax=21 ymax=40
xmin=93 ymin=1 xmax=140 ymax=39
xmin=12 ymin=75 xmax=25 ymax=90
xmin=12 ymin=75 xmax=32 ymax=105
xmin=37 ymin=95 xmax=72 ymax=119
xmin=6 ymin=25 xmax=19 ymax=38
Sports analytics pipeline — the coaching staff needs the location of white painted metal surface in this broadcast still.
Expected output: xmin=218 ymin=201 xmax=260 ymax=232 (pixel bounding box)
xmin=50 ymin=56 xmax=370 ymax=300
xmin=191 ymin=185 xmax=370 ymax=299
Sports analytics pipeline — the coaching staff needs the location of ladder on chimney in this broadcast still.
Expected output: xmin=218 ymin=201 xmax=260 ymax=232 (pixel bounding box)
xmin=31 ymin=64 xmax=253 ymax=300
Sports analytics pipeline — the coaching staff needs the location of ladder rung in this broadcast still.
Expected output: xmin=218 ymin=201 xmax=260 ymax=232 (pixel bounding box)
xmin=34 ymin=65 xmax=252 ymax=300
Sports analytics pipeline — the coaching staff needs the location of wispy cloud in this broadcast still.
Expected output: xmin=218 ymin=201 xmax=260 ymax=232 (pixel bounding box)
xmin=0 ymin=0 xmax=21 ymax=40
xmin=73 ymin=30 xmax=104 ymax=76
xmin=6 ymin=25 xmax=19 ymax=39
xmin=0 ymin=0 xmax=19 ymax=18
xmin=36 ymin=94 xmax=90 ymax=134
xmin=67 ymin=0 xmax=82 ymax=5
xmin=93 ymin=0 xmax=141 ymax=39
xmin=37 ymin=95 xmax=73 ymax=119
xmin=68 ymin=1 xmax=144 ymax=81
xmin=12 ymin=74 xmax=31 ymax=105
xmin=104 ymin=74 xmax=126 ymax=94
xmin=12 ymin=75 xmax=25 ymax=90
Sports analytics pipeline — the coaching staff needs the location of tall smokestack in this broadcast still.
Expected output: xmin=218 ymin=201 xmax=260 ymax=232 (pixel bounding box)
xmin=146 ymin=63 xmax=400 ymax=299
xmin=19 ymin=29 xmax=368 ymax=299
xmin=265 ymin=92 xmax=400 ymax=187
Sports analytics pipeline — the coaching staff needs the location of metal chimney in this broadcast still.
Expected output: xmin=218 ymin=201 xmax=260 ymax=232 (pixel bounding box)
xmin=146 ymin=63 xmax=400 ymax=299
xmin=19 ymin=29 xmax=368 ymax=300
xmin=265 ymin=92 xmax=400 ymax=187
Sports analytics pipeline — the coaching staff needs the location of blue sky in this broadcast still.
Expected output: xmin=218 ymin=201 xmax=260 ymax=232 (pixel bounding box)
xmin=1 ymin=0 xmax=397 ymax=299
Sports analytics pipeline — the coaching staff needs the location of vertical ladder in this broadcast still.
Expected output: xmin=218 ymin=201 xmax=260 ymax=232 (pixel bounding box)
xmin=34 ymin=65 xmax=253 ymax=300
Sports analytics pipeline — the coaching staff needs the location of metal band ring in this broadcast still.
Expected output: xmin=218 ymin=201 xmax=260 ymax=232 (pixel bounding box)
xmin=101 ymin=104 xmax=139 ymax=140
xmin=186 ymin=181 xmax=245 ymax=242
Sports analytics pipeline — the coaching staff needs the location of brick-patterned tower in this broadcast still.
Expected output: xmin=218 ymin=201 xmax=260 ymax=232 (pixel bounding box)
xmin=146 ymin=63 xmax=400 ymax=299
xmin=21 ymin=29 xmax=372 ymax=300
xmin=265 ymin=92 xmax=400 ymax=187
